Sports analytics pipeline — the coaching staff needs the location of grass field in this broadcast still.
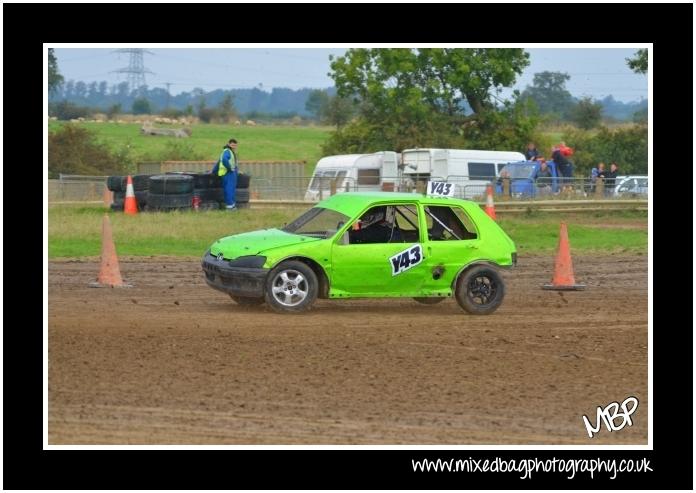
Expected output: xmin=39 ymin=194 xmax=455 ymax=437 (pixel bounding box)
xmin=48 ymin=122 xmax=333 ymax=175
xmin=48 ymin=204 xmax=648 ymax=259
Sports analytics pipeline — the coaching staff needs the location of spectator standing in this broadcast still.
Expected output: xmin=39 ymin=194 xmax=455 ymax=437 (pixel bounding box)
xmin=211 ymin=138 xmax=239 ymax=210
xmin=525 ymin=142 xmax=540 ymax=161
xmin=551 ymin=143 xmax=574 ymax=191
xmin=535 ymin=159 xmax=553 ymax=195
xmin=604 ymin=162 xmax=619 ymax=195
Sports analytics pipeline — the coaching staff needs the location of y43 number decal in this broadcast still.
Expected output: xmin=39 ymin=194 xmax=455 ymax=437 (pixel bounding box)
xmin=427 ymin=181 xmax=455 ymax=197
xmin=390 ymin=244 xmax=424 ymax=276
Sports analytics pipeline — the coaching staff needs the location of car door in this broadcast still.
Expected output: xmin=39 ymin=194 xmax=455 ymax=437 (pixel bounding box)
xmin=330 ymin=203 xmax=428 ymax=296
xmin=421 ymin=204 xmax=481 ymax=295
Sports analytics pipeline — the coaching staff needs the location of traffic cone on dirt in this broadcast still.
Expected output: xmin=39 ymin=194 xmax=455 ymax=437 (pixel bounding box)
xmin=102 ymin=184 xmax=113 ymax=207
xmin=484 ymin=183 xmax=496 ymax=220
xmin=542 ymin=222 xmax=586 ymax=291
xmin=123 ymin=175 xmax=138 ymax=215
xmin=89 ymin=214 xmax=131 ymax=288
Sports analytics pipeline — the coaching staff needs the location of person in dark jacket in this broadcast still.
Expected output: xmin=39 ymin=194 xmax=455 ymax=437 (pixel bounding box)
xmin=551 ymin=144 xmax=574 ymax=191
xmin=604 ymin=162 xmax=619 ymax=194
xmin=525 ymin=142 xmax=540 ymax=161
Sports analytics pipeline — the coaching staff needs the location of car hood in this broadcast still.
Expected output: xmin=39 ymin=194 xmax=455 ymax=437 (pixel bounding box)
xmin=209 ymin=228 xmax=322 ymax=259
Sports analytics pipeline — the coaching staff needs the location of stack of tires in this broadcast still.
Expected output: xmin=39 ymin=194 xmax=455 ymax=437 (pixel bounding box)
xmin=166 ymin=171 xmax=251 ymax=210
xmin=147 ymin=175 xmax=194 ymax=211
xmin=107 ymin=175 xmax=150 ymax=211
xmin=236 ymin=173 xmax=251 ymax=209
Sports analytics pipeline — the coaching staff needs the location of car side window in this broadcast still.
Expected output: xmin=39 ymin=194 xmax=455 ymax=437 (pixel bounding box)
xmin=347 ymin=204 xmax=420 ymax=244
xmin=425 ymin=206 xmax=478 ymax=241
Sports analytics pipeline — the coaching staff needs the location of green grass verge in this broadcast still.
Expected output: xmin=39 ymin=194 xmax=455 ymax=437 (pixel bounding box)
xmin=48 ymin=122 xmax=333 ymax=175
xmin=49 ymin=205 xmax=647 ymax=259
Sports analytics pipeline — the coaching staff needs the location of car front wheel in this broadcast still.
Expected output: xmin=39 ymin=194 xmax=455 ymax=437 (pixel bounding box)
xmin=455 ymin=265 xmax=505 ymax=315
xmin=265 ymin=261 xmax=318 ymax=313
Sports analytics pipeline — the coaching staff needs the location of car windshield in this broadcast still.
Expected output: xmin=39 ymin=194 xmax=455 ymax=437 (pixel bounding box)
xmin=282 ymin=207 xmax=350 ymax=239
xmin=500 ymin=163 xmax=536 ymax=179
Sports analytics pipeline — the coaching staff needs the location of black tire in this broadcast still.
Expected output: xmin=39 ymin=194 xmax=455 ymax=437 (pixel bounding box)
xmin=236 ymin=173 xmax=251 ymax=189
xmin=135 ymin=190 xmax=148 ymax=208
xmin=229 ymin=294 xmax=265 ymax=305
xmin=264 ymin=261 xmax=318 ymax=313
xmin=146 ymin=192 xmax=193 ymax=210
xmin=196 ymin=188 xmax=225 ymax=202
xmin=167 ymin=172 xmax=212 ymax=189
xmin=455 ymin=265 xmax=505 ymax=315
xmin=413 ymin=297 xmax=446 ymax=305
xmin=113 ymin=190 xmax=126 ymax=202
xmin=132 ymin=174 xmax=152 ymax=191
xmin=148 ymin=175 xmax=194 ymax=194
xmin=209 ymin=174 xmax=223 ymax=188
xmin=235 ymin=188 xmax=250 ymax=203
xmin=107 ymin=176 xmax=124 ymax=192
xmin=110 ymin=202 xmax=124 ymax=211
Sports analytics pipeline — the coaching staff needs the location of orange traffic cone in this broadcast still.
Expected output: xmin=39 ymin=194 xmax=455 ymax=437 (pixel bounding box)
xmin=542 ymin=222 xmax=586 ymax=291
xmin=484 ymin=183 xmax=496 ymax=220
xmin=89 ymin=214 xmax=132 ymax=288
xmin=102 ymin=184 xmax=113 ymax=207
xmin=123 ymin=175 xmax=138 ymax=215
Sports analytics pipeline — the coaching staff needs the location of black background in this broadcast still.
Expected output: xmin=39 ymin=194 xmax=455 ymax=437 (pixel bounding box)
xmin=4 ymin=2 xmax=692 ymax=489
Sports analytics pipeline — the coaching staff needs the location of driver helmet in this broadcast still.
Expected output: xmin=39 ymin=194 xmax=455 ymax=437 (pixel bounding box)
xmin=360 ymin=207 xmax=386 ymax=228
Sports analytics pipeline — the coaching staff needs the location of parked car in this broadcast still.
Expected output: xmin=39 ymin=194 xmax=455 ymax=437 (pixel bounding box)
xmin=202 ymin=192 xmax=516 ymax=314
xmin=613 ymin=175 xmax=648 ymax=197
xmin=495 ymin=161 xmax=561 ymax=197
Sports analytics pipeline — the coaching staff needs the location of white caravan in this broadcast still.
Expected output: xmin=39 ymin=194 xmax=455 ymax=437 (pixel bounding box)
xmin=401 ymin=148 xmax=526 ymax=198
xmin=304 ymin=151 xmax=399 ymax=202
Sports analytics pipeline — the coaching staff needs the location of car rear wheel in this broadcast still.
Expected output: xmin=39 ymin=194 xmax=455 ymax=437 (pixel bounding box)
xmin=413 ymin=297 xmax=446 ymax=305
xmin=265 ymin=261 xmax=318 ymax=313
xmin=229 ymin=294 xmax=265 ymax=305
xmin=455 ymin=265 xmax=505 ymax=315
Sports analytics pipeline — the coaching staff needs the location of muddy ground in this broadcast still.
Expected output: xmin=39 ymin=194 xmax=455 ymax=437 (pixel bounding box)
xmin=48 ymin=254 xmax=648 ymax=444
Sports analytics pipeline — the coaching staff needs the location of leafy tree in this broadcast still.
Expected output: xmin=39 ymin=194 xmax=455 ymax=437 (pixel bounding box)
xmin=627 ymin=49 xmax=648 ymax=74
xmin=325 ymin=96 xmax=355 ymax=128
xmin=562 ymin=124 xmax=647 ymax=176
xmin=217 ymin=94 xmax=236 ymax=122
xmin=48 ymin=124 xmax=131 ymax=177
xmin=48 ymin=48 xmax=64 ymax=94
xmin=569 ymin=97 xmax=603 ymax=130
xmin=325 ymin=48 xmax=533 ymax=154
xmin=519 ymin=71 xmax=574 ymax=117
xmin=106 ymin=103 xmax=122 ymax=120
xmin=131 ymin=97 xmax=152 ymax=115
xmin=330 ymin=48 xmax=529 ymax=117
xmin=305 ymin=89 xmax=330 ymax=120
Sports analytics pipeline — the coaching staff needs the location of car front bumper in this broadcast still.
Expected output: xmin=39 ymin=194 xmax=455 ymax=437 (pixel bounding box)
xmin=201 ymin=252 xmax=269 ymax=297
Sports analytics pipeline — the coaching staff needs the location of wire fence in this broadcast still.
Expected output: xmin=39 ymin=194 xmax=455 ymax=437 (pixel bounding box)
xmin=48 ymin=174 xmax=648 ymax=204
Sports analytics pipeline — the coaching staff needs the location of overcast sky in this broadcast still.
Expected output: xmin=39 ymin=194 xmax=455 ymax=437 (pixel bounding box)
xmin=53 ymin=47 xmax=648 ymax=103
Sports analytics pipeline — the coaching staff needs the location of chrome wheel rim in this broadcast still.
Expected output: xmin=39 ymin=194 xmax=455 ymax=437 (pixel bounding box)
xmin=271 ymin=270 xmax=308 ymax=307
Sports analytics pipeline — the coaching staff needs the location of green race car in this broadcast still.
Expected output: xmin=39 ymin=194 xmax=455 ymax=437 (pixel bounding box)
xmin=202 ymin=192 xmax=516 ymax=314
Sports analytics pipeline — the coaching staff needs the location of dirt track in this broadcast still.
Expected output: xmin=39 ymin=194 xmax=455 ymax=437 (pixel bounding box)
xmin=48 ymin=254 xmax=648 ymax=444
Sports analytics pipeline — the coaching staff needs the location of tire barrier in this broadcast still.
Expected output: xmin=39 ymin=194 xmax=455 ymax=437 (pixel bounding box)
xmin=237 ymin=173 xmax=250 ymax=189
xmin=196 ymin=188 xmax=225 ymax=202
xmin=148 ymin=175 xmax=194 ymax=194
xmin=146 ymin=192 xmax=193 ymax=210
xmin=235 ymin=188 xmax=250 ymax=203
xmin=108 ymin=173 xmax=252 ymax=212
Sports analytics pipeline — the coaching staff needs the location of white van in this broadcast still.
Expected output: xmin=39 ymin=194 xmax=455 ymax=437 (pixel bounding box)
xmin=401 ymin=148 xmax=526 ymax=198
xmin=304 ymin=151 xmax=399 ymax=202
